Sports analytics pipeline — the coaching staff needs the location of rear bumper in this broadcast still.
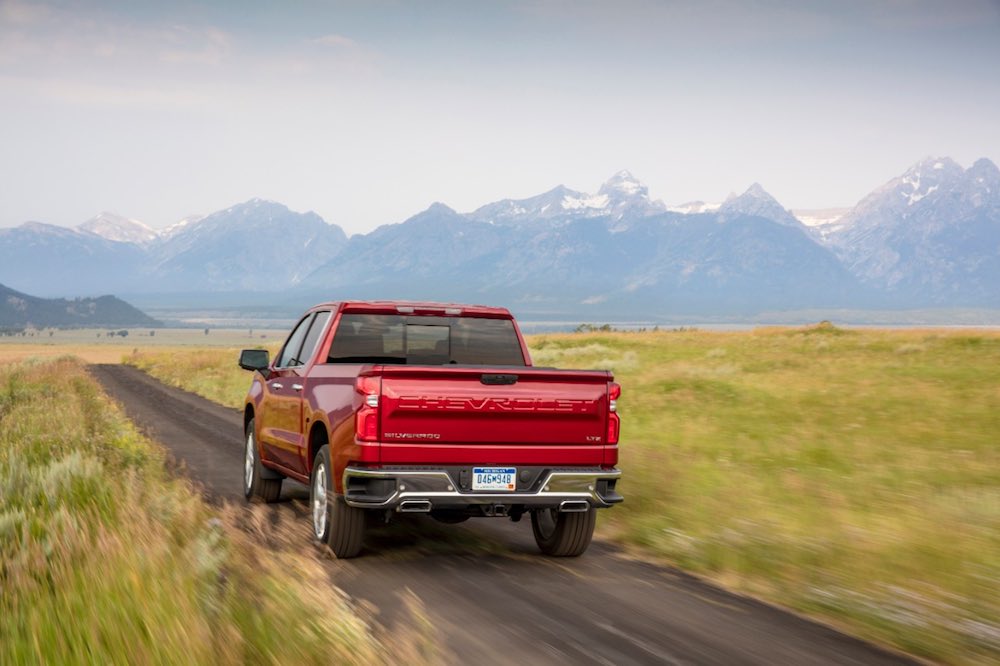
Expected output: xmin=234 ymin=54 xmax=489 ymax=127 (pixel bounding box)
xmin=342 ymin=465 xmax=623 ymax=511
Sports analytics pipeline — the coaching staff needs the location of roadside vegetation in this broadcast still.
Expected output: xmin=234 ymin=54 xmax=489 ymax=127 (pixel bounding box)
xmin=126 ymin=347 xmax=276 ymax=408
xmin=0 ymin=358 xmax=427 ymax=664
xmin=123 ymin=325 xmax=1000 ymax=664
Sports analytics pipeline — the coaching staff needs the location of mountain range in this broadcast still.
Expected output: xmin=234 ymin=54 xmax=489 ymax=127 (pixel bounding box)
xmin=1 ymin=157 xmax=997 ymax=319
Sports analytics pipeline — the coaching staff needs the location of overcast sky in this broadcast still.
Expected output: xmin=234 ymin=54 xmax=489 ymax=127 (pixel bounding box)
xmin=2 ymin=0 xmax=999 ymax=235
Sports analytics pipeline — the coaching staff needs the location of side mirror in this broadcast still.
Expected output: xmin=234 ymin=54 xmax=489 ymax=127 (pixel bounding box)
xmin=239 ymin=349 xmax=270 ymax=372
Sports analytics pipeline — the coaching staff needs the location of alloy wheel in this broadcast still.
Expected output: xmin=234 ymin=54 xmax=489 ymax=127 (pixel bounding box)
xmin=313 ymin=463 xmax=328 ymax=538
xmin=244 ymin=432 xmax=255 ymax=490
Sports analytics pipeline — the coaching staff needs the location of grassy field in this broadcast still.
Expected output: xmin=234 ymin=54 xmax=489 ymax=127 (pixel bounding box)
xmin=0 ymin=358 xmax=436 ymax=664
xmin=0 ymin=327 xmax=277 ymax=364
xmin=120 ymin=325 xmax=1000 ymax=664
xmin=536 ymin=325 xmax=1000 ymax=664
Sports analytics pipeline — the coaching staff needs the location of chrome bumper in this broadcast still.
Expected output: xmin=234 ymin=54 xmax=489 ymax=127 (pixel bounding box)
xmin=342 ymin=466 xmax=623 ymax=511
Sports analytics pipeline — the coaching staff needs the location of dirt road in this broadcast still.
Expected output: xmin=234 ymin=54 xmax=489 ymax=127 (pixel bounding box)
xmin=89 ymin=364 xmax=914 ymax=666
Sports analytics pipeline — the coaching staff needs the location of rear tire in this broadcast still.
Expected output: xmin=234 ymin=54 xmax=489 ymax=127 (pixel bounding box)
xmin=531 ymin=507 xmax=596 ymax=557
xmin=244 ymin=418 xmax=281 ymax=503
xmin=310 ymin=445 xmax=365 ymax=558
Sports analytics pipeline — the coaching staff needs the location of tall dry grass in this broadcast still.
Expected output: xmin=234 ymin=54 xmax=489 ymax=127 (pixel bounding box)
xmin=124 ymin=347 xmax=275 ymax=409
xmin=0 ymin=358 xmax=435 ymax=664
xmin=534 ymin=326 xmax=1000 ymax=663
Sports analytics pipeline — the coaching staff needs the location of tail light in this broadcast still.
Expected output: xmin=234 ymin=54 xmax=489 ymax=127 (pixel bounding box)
xmin=607 ymin=382 xmax=621 ymax=444
xmin=354 ymin=375 xmax=380 ymax=442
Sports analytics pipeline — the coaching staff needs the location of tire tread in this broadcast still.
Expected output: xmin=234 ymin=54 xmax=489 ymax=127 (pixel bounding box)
xmin=328 ymin=497 xmax=365 ymax=558
xmin=532 ymin=508 xmax=596 ymax=557
xmin=258 ymin=477 xmax=282 ymax=502
xmin=313 ymin=445 xmax=365 ymax=559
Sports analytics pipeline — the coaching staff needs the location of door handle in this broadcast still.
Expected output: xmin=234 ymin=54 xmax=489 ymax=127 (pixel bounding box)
xmin=291 ymin=384 xmax=303 ymax=392
xmin=270 ymin=382 xmax=284 ymax=390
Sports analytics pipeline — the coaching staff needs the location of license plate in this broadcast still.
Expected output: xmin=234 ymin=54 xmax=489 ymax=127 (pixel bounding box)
xmin=472 ymin=467 xmax=516 ymax=491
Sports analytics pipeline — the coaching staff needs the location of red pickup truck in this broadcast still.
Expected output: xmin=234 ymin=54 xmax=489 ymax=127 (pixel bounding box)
xmin=238 ymin=301 xmax=622 ymax=558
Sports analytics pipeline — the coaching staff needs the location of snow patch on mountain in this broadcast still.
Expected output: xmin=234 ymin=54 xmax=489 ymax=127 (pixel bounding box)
xmin=562 ymin=194 xmax=609 ymax=210
xmin=792 ymin=208 xmax=849 ymax=227
xmin=162 ymin=214 xmax=206 ymax=238
xmin=906 ymin=184 xmax=938 ymax=205
xmin=792 ymin=208 xmax=850 ymax=241
xmin=668 ymin=201 xmax=721 ymax=214
xmin=79 ymin=212 xmax=158 ymax=245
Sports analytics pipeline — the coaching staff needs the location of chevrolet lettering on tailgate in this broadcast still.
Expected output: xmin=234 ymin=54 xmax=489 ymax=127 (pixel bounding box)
xmin=396 ymin=396 xmax=594 ymax=413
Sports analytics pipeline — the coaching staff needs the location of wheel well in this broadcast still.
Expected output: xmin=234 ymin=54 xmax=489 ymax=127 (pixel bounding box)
xmin=308 ymin=422 xmax=329 ymax=473
xmin=244 ymin=405 xmax=254 ymax=434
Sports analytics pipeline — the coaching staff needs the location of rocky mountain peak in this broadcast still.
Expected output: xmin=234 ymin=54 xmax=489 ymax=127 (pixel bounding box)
xmin=906 ymin=155 xmax=961 ymax=174
xmin=897 ymin=157 xmax=962 ymax=202
xmin=79 ymin=212 xmax=158 ymax=245
xmin=599 ymin=170 xmax=648 ymax=198
xmin=597 ymin=171 xmax=666 ymax=220
xmin=396 ymin=202 xmax=467 ymax=230
xmin=957 ymin=158 xmax=1000 ymax=211
xmin=719 ymin=183 xmax=801 ymax=228
xmin=468 ymin=171 xmax=665 ymax=225
xmin=425 ymin=202 xmax=457 ymax=215
xmin=470 ymin=184 xmax=598 ymax=224
xmin=841 ymin=157 xmax=965 ymax=223
xmin=227 ymin=198 xmax=287 ymax=217
xmin=824 ymin=157 xmax=1000 ymax=305
xmin=20 ymin=221 xmax=69 ymax=235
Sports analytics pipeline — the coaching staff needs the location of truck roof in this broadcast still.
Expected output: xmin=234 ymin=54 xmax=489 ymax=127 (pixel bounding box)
xmin=307 ymin=300 xmax=514 ymax=318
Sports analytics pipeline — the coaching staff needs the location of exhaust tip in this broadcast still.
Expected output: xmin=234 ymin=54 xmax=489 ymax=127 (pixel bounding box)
xmin=559 ymin=500 xmax=590 ymax=513
xmin=398 ymin=500 xmax=432 ymax=513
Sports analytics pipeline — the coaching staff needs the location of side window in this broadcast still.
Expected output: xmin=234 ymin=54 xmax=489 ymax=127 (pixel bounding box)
xmin=298 ymin=311 xmax=331 ymax=365
xmin=328 ymin=314 xmax=404 ymax=363
xmin=276 ymin=313 xmax=315 ymax=368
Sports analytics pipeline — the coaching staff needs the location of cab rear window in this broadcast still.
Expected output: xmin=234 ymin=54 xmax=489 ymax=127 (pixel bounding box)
xmin=328 ymin=314 xmax=525 ymax=366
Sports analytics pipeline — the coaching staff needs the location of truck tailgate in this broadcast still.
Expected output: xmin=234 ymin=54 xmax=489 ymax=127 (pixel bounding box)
xmin=376 ymin=366 xmax=613 ymax=466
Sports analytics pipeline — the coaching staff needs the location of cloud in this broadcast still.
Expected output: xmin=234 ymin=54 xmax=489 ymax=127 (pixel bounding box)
xmin=0 ymin=0 xmax=51 ymax=26
xmin=0 ymin=4 xmax=243 ymax=107
xmin=158 ymin=26 xmax=233 ymax=65
xmin=312 ymin=33 xmax=358 ymax=48
xmin=243 ymin=31 xmax=383 ymax=79
xmin=0 ymin=2 xmax=235 ymax=70
xmin=0 ymin=2 xmax=383 ymax=103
